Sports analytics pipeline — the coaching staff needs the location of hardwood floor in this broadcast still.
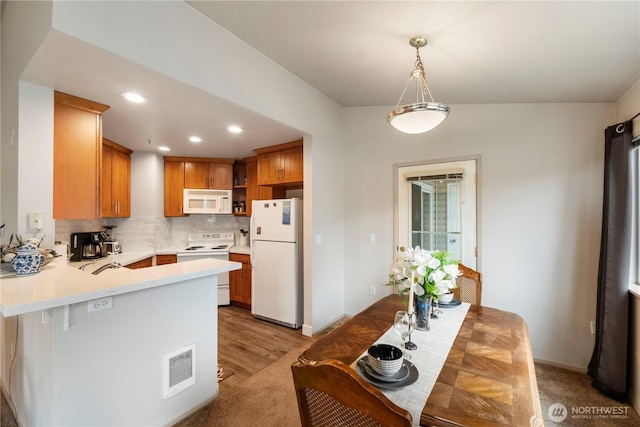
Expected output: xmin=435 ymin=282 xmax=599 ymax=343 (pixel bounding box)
xmin=217 ymin=305 xmax=315 ymax=388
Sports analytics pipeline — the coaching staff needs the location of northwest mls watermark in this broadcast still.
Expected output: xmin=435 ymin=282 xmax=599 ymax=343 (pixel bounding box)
xmin=548 ymin=402 xmax=630 ymax=423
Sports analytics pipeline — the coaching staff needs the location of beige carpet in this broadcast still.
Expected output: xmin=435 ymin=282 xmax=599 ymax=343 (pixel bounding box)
xmin=536 ymin=362 xmax=640 ymax=426
xmin=175 ymin=344 xmax=305 ymax=427
xmin=176 ymin=349 xmax=640 ymax=427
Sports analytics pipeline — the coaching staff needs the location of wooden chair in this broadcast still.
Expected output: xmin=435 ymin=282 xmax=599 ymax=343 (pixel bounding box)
xmin=291 ymin=359 xmax=413 ymax=427
xmin=454 ymin=263 xmax=482 ymax=305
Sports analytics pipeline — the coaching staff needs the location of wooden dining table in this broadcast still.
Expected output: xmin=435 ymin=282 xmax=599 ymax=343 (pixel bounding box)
xmin=300 ymin=294 xmax=544 ymax=426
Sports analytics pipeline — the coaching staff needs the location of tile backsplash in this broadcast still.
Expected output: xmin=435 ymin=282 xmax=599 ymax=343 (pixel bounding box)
xmin=55 ymin=215 xmax=251 ymax=253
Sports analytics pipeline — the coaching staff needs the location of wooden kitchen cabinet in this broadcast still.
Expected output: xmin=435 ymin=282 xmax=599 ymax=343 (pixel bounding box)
xmin=53 ymin=91 xmax=110 ymax=219
xmin=244 ymin=156 xmax=285 ymax=216
xmin=165 ymin=157 xmax=235 ymax=216
xmin=255 ymin=140 xmax=303 ymax=186
xmin=101 ymin=138 xmax=131 ymax=218
xmin=125 ymin=257 xmax=153 ymax=269
xmin=229 ymin=253 xmax=252 ymax=310
xmin=184 ymin=160 xmax=234 ymax=189
xmin=155 ymin=254 xmax=177 ymax=265
xmin=164 ymin=159 xmax=186 ymax=217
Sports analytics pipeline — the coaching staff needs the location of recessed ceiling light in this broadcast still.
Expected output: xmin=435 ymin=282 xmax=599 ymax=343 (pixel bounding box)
xmin=158 ymin=146 xmax=171 ymax=152
xmin=121 ymin=92 xmax=148 ymax=103
xmin=189 ymin=136 xmax=202 ymax=143
xmin=227 ymin=125 xmax=243 ymax=134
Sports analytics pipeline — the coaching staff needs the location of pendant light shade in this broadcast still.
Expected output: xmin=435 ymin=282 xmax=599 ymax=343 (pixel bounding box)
xmin=387 ymin=36 xmax=449 ymax=134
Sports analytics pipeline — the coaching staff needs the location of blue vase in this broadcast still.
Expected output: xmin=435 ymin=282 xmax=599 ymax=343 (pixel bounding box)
xmin=414 ymin=298 xmax=430 ymax=331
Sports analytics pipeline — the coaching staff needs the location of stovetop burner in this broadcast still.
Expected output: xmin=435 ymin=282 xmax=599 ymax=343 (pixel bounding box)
xmin=178 ymin=232 xmax=235 ymax=254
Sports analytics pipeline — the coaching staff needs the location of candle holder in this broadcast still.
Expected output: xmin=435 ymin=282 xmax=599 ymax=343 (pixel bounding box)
xmin=405 ymin=313 xmax=418 ymax=350
xmin=430 ymin=297 xmax=439 ymax=319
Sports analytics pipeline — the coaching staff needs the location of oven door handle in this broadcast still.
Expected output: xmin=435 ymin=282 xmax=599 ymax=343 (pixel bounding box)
xmin=177 ymin=252 xmax=228 ymax=259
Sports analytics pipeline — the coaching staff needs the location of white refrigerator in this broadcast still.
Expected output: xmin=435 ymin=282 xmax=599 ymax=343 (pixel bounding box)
xmin=250 ymin=198 xmax=303 ymax=329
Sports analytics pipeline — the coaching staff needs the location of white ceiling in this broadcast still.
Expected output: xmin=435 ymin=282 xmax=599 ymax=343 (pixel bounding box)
xmin=20 ymin=1 xmax=640 ymax=158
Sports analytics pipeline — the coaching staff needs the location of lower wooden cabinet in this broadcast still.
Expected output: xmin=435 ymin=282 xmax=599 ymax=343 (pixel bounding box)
xmin=156 ymin=254 xmax=177 ymax=265
xmin=229 ymin=253 xmax=251 ymax=310
xmin=125 ymin=257 xmax=153 ymax=269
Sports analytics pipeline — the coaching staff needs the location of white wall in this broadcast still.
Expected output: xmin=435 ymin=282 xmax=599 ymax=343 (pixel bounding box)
xmin=616 ymin=78 xmax=640 ymax=133
xmin=130 ymin=151 xmax=164 ymax=217
xmin=343 ymin=103 xmax=615 ymax=370
xmin=17 ymin=81 xmax=54 ymax=248
xmin=10 ymin=276 xmax=218 ymax=426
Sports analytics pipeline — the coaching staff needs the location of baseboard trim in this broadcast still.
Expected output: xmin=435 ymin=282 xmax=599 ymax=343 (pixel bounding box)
xmin=533 ymin=357 xmax=586 ymax=373
xmin=301 ymin=324 xmax=313 ymax=337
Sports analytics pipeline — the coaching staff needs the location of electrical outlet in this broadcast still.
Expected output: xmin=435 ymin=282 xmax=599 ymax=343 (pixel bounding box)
xmin=9 ymin=343 xmax=15 ymax=360
xmin=590 ymin=320 xmax=596 ymax=335
xmin=369 ymin=286 xmax=376 ymax=296
xmin=88 ymin=297 xmax=113 ymax=313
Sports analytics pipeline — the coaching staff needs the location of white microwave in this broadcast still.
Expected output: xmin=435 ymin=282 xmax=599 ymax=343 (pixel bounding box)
xmin=183 ymin=189 xmax=232 ymax=214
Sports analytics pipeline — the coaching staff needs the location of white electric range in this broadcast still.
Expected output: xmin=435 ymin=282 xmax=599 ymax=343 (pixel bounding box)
xmin=176 ymin=232 xmax=234 ymax=305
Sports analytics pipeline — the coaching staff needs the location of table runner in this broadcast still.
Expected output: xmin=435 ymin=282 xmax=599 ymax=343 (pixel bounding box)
xmin=356 ymin=302 xmax=470 ymax=426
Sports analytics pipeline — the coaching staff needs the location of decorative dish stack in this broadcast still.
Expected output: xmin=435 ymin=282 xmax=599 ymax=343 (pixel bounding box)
xmin=357 ymin=344 xmax=419 ymax=390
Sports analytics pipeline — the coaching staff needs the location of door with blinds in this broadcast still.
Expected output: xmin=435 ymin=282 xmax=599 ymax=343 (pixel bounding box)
xmin=395 ymin=159 xmax=477 ymax=269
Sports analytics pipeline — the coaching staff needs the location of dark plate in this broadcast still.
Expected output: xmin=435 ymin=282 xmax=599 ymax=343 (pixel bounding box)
xmin=356 ymin=357 xmax=419 ymax=390
xmin=438 ymin=299 xmax=461 ymax=307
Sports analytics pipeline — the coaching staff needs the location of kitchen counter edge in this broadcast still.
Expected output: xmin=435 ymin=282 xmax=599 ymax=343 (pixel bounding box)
xmin=0 ymin=254 xmax=241 ymax=317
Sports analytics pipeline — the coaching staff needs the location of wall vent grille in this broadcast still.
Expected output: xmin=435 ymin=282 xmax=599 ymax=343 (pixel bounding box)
xmin=163 ymin=344 xmax=196 ymax=399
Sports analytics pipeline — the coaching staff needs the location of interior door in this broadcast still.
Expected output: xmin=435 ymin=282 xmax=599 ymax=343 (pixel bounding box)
xmin=396 ymin=159 xmax=477 ymax=269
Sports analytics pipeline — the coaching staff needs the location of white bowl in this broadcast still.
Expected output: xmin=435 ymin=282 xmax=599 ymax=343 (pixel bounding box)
xmin=439 ymin=292 xmax=454 ymax=303
xmin=367 ymin=344 xmax=403 ymax=376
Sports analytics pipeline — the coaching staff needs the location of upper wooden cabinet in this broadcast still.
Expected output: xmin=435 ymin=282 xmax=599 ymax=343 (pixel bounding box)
xmin=164 ymin=157 xmax=235 ymax=216
xmin=101 ymin=138 xmax=132 ymax=218
xmin=53 ymin=91 xmax=110 ymax=219
xmin=243 ymin=157 xmax=285 ymax=216
xmin=254 ymin=140 xmax=303 ymax=186
xmin=164 ymin=159 xmax=186 ymax=217
xmin=184 ymin=160 xmax=234 ymax=189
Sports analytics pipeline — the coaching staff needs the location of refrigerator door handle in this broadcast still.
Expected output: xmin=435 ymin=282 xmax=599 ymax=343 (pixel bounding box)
xmin=250 ymin=213 xmax=256 ymax=268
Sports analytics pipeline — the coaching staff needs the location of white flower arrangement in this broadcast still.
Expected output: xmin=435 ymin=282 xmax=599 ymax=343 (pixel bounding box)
xmin=386 ymin=246 xmax=461 ymax=301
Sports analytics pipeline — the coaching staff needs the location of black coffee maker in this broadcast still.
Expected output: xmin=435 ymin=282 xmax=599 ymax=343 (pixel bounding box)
xmin=69 ymin=231 xmax=107 ymax=261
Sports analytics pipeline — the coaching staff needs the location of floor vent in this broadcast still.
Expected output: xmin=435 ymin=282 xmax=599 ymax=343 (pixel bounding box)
xmin=163 ymin=344 xmax=196 ymax=399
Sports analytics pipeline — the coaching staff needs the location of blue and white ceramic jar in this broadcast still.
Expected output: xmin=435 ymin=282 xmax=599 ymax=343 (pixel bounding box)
xmin=11 ymin=243 xmax=45 ymax=276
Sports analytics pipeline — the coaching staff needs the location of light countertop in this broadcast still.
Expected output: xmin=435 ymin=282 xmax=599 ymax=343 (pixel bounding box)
xmin=0 ymin=252 xmax=240 ymax=317
xmin=230 ymin=245 xmax=251 ymax=255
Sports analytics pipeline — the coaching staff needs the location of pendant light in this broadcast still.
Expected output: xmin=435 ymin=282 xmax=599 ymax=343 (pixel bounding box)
xmin=387 ymin=36 xmax=449 ymax=134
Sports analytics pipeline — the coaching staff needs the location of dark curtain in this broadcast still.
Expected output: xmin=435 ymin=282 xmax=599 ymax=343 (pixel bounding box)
xmin=588 ymin=120 xmax=637 ymax=400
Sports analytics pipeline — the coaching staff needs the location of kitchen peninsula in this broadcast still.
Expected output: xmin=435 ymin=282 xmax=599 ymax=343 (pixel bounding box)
xmin=0 ymin=255 xmax=240 ymax=426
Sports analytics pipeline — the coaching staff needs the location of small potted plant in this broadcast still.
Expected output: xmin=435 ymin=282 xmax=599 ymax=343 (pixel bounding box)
xmin=239 ymin=228 xmax=249 ymax=246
